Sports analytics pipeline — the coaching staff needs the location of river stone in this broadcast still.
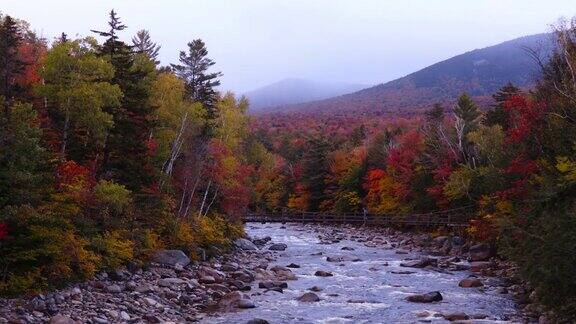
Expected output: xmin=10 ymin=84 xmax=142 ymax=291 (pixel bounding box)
xmin=400 ymin=257 xmax=436 ymax=268
xmin=258 ymin=281 xmax=288 ymax=289
xmin=308 ymin=286 xmax=323 ymax=292
xmin=341 ymin=246 xmax=355 ymax=251
xmin=105 ymin=284 xmax=123 ymax=293
xmin=443 ymin=312 xmax=469 ymax=321
xmin=470 ymin=261 xmax=492 ymax=272
xmin=158 ymin=277 xmax=187 ymax=287
xmin=469 ymin=243 xmax=492 ymax=261
xmin=237 ymin=299 xmax=256 ymax=309
xmin=219 ymin=291 xmax=252 ymax=310
xmin=314 ymin=270 xmax=333 ymax=277
xmin=49 ymin=314 xmax=77 ymax=324
xmin=297 ymin=292 xmax=320 ymax=302
xmin=151 ymin=249 xmax=191 ymax=267
xmin=459 ymin=278 xmax=484 ymax=288
xmin=286 ymin=263 xmax=300 ymax=268
xmin=405 ymin=291 xmax=443 ymax=303
xmin=252 ymin=236 xmax=272 ymax=247
xmin=235 ymin=238 xmax=258 ymax=251
xmin=268 ymin=243 xmax=287 ymax=251
xmin=199 ymin=275 xmax=216 ymax=284
xmin=247 ymin=319 xmax=270 ymax=324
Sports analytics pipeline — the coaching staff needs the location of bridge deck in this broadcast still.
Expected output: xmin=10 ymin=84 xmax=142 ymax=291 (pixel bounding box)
xmin=244 ymin=208 xmax=472 ymax=227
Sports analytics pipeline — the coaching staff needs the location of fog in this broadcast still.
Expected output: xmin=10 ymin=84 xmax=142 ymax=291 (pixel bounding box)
xmin=2 ymin=0 xmax=575 ymax=93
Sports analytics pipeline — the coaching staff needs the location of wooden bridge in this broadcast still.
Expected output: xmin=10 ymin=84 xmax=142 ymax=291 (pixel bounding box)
xmin=244 ymin=207 xmax=473 ymax=227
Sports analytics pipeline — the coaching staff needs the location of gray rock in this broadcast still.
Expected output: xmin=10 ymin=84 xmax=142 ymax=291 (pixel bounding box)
xmin=105 ymin=284 xmax=123 ymax=293
xmin=400 ymin=257 xmax=437 ymax=268
xmin=158 ymin=277 xmax=187 ymax=287
xmin=119 ymin=311 xmax=130 ymax=321
xmin=237 ymin=299 xmax=256 ymax=309
xmin=443 ymin=312 xmax=469 ymax=321
xmin=135 ymin=283 xmax=154 ymax=293
xmin=308 ymin=286 xmax=323 ymax=292
xmin=297 ymin=292 xmax=320 ymax=302
xmin=49 ymin=314 xmax=77 ymax=324
xmin=469 ymin=243 xmax=493 ymax=262
xmin=459 ymin=278 xmax=483 ymax=288
xmin=151 ymin=249 xmax=191 ymax=267
xmin=234 ymin=238 xmax=258 ymax=251
xmin=286 ymin=263 xmax=300 ymax=268
xmin=268 ymin=243 xmax=287 ymax=251
xmin=246 ymin=319 xmax=269 ymax=324
xmin=405 ymin=291 xmax=443 ymax=303
xmin=199 ymin=275 xmax=216 ymax=284
xmin=314 ymin=270 xmax=333 ymax=277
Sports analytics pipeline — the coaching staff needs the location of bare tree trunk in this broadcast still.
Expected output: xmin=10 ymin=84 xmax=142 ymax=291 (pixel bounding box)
xmin=203 ymin=186 xmax=219 ymax=217
xmin=60 ymin=107 xmax=70 ymax=160
xmin=198 ymin=179 xmax=212 ymax=216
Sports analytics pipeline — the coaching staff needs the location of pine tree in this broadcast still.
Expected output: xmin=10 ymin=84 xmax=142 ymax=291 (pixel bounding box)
xmin=132 ymin=29 xmax=160 ymax=64
xmin=453 ymin=93 xmax=481 ymax=135
xmin=0 ymin=15 xmax=26 ymax=119
xmin=92 ymin=10 xmax=157 ymax=191
xmin=484 ymin=82 xmax=519 ymax=129
xmin=171 ymin=39 xmax=222 ymax=118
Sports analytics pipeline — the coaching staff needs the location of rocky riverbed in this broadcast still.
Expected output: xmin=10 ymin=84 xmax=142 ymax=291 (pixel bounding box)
xmin=0 ymin=223 xmax=541 ymax=323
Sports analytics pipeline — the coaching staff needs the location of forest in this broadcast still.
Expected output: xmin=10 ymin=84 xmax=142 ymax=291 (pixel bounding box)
xmin=1 ymin=9 xmax=576 ymax=318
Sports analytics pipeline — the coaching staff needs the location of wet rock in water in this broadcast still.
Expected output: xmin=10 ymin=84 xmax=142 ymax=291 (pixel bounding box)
xmin=252 ymin=236 xmax=272 ymax=247
xmin=151 ymin=249 xmax=191 ymax=267
xmin=459 ymin=278 xmax=484 ymax=288
xmin=268 ymin=243 xmax=287 ymax=251
xmin=308 ymin=285 xmax=323 ymax=292
xmin=310 ymin=252 xmax=324 ymax=256
xmin=49 ymin=314 xmax=77 ymax=324
xmin=405 ymin=291 xmax=443 ymax=303
xmin=297 ymin=292 xmax=321 ymax=302
xmin=119 ymin=311 xmax=130 ymax=321
xmin=238 ymin=299 xmax=256 ymax=309
xmin=286 ymin=263 xmax=300 ymax=268
xmin=469 ymin=243 xmax=493 ymax=262
xmin=395 ymin=249 xmax=409 ymax=254
xmin=443 ymin=312 xmax=469 ymax=321
xmin=247 ymin=319 xmax=270 ymax=324
xmin=258 ymin=281 xmax=288 ymax=289
xmin=314 ymin=270 xmax=333 ymax=277
xmin=391 ymin=270 xmax=415 ymax=275
xmin=235 ymin=238 xmax=259 ymax=251
xmin=270 ymin=265 xmax=297 ymax=280
xmin=219 ymin=291 xmax=254 ymax=310
xmin=400 ymin=257 xmax=437 ymax=268
xmin=341 ymin=246 xmax=355 ymax=251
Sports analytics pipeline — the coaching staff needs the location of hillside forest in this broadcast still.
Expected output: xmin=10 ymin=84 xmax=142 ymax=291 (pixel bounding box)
xmin=1 ymin=10 xmax=576 ymax=318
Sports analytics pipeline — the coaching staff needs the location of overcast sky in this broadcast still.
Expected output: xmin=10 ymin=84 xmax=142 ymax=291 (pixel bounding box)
xmin=2 ymin=1 xmax=575 ymax=93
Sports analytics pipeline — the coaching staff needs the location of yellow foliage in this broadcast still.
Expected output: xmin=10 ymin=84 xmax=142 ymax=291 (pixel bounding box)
xmin=91 ymin=231 xmax=134 ymax=269
xmin=556 ymin=156 xmax=576 ymax=183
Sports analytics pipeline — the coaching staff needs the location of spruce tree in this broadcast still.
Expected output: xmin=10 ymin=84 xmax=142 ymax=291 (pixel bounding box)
xmin=484 ymin=82 xmax=520 ymax=129
xmin=171 ymin=39 xmax=222 ymax=119
xmin=453 ymin=93 xmax=481 ymax=135
xmin=132 ymin=29 xmax=160 ymax=64
xmin=0 ymin=15 xmax=26 ymax=119
xmin=93 ymin=10 xmax=156 ymax=191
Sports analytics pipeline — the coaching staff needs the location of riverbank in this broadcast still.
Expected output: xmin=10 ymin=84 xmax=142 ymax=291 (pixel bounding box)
xmin=0 ymin=223 xmax=541 ymax=323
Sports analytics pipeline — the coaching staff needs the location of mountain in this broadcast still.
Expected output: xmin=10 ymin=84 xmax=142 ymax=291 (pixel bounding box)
xmin=244 ymin=78 xmax=368 ymax=111
xmin=267 ymin=33 xmax=554 ymax=115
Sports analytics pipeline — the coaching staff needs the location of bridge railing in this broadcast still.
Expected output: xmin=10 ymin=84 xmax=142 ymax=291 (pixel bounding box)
xmin=244 ymin=206 xmax=473 ymax=227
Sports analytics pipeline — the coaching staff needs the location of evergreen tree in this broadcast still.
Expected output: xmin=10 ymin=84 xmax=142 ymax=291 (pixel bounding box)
xmin=453 ymin=93 xmax=481 ymax=135
xmin=0 ymin=15 xmax=26 ymax=118
xmin=171 ymin=39 xmax=222 ymax=118
xmin=92 ymin=11 xmax=157 ymax=191
xmin=484 ymin=82 xmax=519 ymax=129
xmin=132 ymin=29 xmax=160 ymax=64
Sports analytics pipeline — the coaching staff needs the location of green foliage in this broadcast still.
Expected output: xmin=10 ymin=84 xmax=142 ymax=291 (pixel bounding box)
xmin=93 ymin=180 xmax=132 ymax=214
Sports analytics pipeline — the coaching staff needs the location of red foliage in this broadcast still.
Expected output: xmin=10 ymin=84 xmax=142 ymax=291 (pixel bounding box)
xmin=0 ymin=222 xmax=8 ymax=240
xmin=56 ymin=160 xmax=95 ymax=202
xmin=146 ymin=138 xmax=158 ymax=156
xmin=503 ymin=95 xmax=546 ymax=143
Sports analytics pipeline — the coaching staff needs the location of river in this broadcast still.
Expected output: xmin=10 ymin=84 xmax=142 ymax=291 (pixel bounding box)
xmin=203 ymin=222 xmax=519 ymax=323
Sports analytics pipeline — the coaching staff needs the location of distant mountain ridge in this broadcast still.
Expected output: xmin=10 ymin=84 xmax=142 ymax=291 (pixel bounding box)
xmin=244 ymin=78 xmax=368 ymax=111
xmin=265 ymin=33 xmax=554 ymax=115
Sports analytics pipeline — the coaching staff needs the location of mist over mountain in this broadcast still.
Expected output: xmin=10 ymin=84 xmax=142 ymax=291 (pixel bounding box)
xmin=267 ymin=33 xmax=554 ymax=115
xmin=243 ymin=78 xmax=368 ymax=111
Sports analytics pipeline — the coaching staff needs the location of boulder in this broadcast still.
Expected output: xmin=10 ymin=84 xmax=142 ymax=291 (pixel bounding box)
xmin=469 ymin=243 xmax=493 ymax=261
xmin=443 ymin=312 xmax=469 ymax=321
xmin=270 ymin=265 xmax=296 ymax=280
xmin=247 ymin=319 xmax=270 ymax=324
xmin=286 ymin=263 xmax=300 ymax=268
xmin=314 ymin=270 xmax=333 ymax=277
xmin=258 ymin=281 xmax=288 ymax=289
xmin=400 ymin=257 xmax=437 ymax=268
xmin=308 ymin=286 xmax=323 ymax=292
xmin=219 ymin=291 xmax=254 ymax=310
xmin=235 ymin=238 xmax=259 ymax=251
xmin=341 ymin=246 xmax=355 ymax=251
xmin=405 ymin=291 xmax=443 ymax=303
xmin=252 ymin=236 xmax=272 ymax=247
xmin=199 ymin=275 xmax=216 ymax=284
xmin=470 ymin=261 xmax=492 ymax=273
xmin=268 ymin=243 xmax=287 ymax=251
xmin=50 ymin=315 xmax=77 ymax=324
xmin=158 ymin=277 xmax=187 ymax=287
xmin=458 ymin=278 xmax=484 ymax=288
xmin=237 ymin=299 xmax=256 ymax=309
xmin=297 ymin=292 xmax=320 ymax=302
xmin=105 ymin=284 xmax=123 ymax=293
xmin=151 ymin=250 xmax=191 ymax=267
